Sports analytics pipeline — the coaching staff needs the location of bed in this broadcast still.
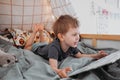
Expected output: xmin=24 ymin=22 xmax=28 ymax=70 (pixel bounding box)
xmin=0 ymin=34 xmax=120 ymax=80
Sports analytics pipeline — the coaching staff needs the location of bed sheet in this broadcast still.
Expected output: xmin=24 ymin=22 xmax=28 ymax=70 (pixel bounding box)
xmin=0 ymin=38 xmax=119 ymax=80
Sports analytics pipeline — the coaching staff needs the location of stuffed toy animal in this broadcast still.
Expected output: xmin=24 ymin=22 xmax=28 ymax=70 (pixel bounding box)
xmin=0 ymin=49 xmax=18 ymax=67
xmin=10 ymin=29 xmax=30 ymax=48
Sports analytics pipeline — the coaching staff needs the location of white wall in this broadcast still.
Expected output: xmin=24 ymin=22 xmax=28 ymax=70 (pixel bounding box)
xmin=70 ymin=0 xmax=120 ymax=35
xmin=70 ymin=0 xmax=97 ymax=34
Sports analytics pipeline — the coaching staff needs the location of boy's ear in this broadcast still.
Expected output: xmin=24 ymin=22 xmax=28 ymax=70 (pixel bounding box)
xmin=57 ymin=33 xmax=64 ymax=41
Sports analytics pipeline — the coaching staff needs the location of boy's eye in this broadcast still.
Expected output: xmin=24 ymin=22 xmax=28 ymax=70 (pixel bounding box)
xmin=72 ymin=34 xmax=77 ymax=36
xmin=72 ymin=33 xmax=80 ymax=36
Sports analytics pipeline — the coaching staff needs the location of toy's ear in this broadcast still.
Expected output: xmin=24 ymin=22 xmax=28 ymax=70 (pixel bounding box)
xmin=13 ymin=55 xmax=18 ymax=62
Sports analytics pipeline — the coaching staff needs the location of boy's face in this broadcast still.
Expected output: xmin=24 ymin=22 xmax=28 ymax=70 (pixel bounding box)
xmin=62 ymin=27 xmax=80 ymax=48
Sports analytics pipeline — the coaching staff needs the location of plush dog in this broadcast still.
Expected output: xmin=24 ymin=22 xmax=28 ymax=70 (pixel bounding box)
xmin=0 ymin=49 xmax=18 ymax=67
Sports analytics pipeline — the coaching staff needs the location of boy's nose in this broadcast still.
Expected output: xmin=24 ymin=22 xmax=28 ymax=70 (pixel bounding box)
xmin=76 ymin=35 xmax=80 ymax=41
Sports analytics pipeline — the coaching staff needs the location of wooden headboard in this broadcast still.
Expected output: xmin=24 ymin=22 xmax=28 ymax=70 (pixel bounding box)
xmin=80 ymin=34 xmax=120 ymax=47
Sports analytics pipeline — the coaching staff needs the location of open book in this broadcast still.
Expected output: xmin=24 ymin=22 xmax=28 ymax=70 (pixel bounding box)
xmin=69 ymin=50 xmax=120 ymax=77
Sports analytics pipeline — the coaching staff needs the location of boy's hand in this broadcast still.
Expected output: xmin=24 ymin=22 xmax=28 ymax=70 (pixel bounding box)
xmin=33 ymin=24 xmax=44 ymax=33
xmin=38 ymin=24 xmax=44 ymax=31
xmin=97 ymin=50 xmax=108 ymax=59
xmin=33 ymin=24 xmax=40 ymax=33
xmin=57 ymin=67 xmax=72 ymax=78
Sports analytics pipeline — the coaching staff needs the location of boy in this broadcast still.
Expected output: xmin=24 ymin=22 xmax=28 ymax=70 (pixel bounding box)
xmin=24 ymin=15 xmax=107 ymax=78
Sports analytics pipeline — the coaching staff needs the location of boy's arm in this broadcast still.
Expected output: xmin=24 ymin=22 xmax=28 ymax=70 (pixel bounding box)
xmin=49 ymin=58 xmax=59 ymax=73
xmin=24 ymin=25 xmax=38 ymax=50
xmin=75 ymin=50 xmax=107 ymax=59
xmin=24 ymin=32 xmax=36 ymax=50
xmin=24 ymin=24 xmax=44 ymax=50
xmin=49 ymin=58 xmax=72 ymax=78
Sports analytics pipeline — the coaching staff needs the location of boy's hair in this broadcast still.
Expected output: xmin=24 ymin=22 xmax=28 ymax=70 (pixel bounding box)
xmin=52 ymin=15 xmax=79 ymax=37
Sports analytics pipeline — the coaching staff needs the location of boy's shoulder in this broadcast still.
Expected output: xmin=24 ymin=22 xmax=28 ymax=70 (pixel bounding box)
xmin=49 ymin=38 xmax=60 ymax=49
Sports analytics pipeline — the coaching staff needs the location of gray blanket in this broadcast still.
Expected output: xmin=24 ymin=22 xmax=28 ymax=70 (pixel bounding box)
xmin=0 ymin=38 xmax=119 ymax=80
